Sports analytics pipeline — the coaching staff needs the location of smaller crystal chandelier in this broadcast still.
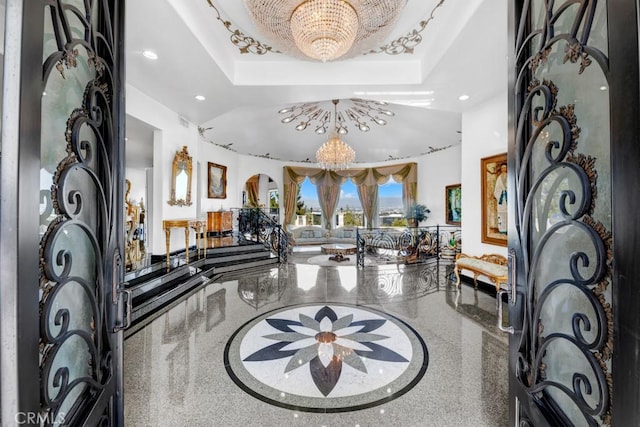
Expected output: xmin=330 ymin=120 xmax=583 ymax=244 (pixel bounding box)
xmin=316 ymin=99 xmax=356 ymax=170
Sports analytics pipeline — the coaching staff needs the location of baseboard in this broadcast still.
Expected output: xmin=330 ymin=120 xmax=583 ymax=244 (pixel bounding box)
xmin=458 ymin=273 xmax=498 ymax=294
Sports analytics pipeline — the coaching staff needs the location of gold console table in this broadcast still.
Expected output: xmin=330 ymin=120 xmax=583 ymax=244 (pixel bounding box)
xmin=162 ymin=218 xmax=206 ymax=270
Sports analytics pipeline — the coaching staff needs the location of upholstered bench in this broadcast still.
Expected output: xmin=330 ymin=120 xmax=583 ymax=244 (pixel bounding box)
xmin=454 ymin=253 xmax=508 ymax=291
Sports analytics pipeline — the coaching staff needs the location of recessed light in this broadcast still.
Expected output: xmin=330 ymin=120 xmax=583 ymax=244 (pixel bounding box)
xmin=599 ymin=85 xmax=608 ymax=91
xmin=195 ymin=95 xmax=206 ymax=101
xmin=142 ymin=50 xmax=158 ymax=60
xmin=458 ymin=94 xmax=470 ymax=101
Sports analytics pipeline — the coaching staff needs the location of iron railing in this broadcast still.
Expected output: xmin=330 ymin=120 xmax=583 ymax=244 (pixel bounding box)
xmin=356 ymin=225 xmax=461 ymax=268
xmin=236 ymin=208 xmax=290 ymax=262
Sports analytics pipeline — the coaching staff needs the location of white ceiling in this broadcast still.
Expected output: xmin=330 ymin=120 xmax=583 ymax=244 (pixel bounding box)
xmin=124 ymin=0 xmax=508 ymax=166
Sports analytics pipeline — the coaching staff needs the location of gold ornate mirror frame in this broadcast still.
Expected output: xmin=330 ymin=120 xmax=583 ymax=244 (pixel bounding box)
xmin=168 ymin=146 xmax=193 ymax=206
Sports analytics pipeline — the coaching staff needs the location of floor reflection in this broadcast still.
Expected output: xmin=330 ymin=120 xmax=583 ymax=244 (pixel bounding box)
xmin=446 ymin=282 xmax=502 ymax=334
xmin=124 ymin=256 xmax=508 ymax=426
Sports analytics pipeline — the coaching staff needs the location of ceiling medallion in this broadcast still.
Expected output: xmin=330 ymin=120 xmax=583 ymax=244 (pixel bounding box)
xmin=206 ymin=0 xmax=276 ymax=55
xmin=367 ymin=0 xmax=446 ymax=55
xmin=207 ymin=1 xmax=448 ymax=58
xmin=244 ymin=0 xmax=406 ymax=61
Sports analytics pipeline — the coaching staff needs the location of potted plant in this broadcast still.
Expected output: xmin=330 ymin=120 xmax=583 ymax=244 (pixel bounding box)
xmin=406 ymin=204 xmax=430 ymax=227
xmin=441 ymin=232 xmax=460 ymax=259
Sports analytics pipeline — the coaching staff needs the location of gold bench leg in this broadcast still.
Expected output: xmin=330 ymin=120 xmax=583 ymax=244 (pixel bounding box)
xmin=454 ymin=266 xmax=461 ymax=287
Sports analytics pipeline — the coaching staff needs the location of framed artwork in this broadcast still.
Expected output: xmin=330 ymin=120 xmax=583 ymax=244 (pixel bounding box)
xmin=207 ymin=162 xmax=227 ymax=199
xmin=481 ymin=153 xmax=508 ymax=246
xmin=445 ymin=184 xmax=461 ymax=225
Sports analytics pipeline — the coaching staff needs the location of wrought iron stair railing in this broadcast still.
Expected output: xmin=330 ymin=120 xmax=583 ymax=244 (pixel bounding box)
xmin=237 ymin=208 xmax=290 ymax=262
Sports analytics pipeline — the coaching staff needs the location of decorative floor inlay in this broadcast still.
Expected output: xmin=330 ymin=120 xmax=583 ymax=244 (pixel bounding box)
xmin=225 ymin=303 xmax=428 ymax=412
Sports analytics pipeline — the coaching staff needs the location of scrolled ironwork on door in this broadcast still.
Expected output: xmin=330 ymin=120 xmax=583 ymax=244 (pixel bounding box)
xmin=39 ymin=1 xmax=119 ymax=424
xmin=514 ymin=1 xmax=612 ymax=425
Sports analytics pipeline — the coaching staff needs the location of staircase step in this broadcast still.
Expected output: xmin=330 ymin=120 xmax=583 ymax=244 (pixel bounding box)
xmin=204 ymin=243 xmax=268 ymax=256
xmin=125 ymin=265 xmax=219 ymax=337
xmin=213 ymin=257 xmax=278 ymax=274
xmin=205 ymin=250 xmax=272 ymax=266
xmin=124 ymin=242 xmax=279 ymax=338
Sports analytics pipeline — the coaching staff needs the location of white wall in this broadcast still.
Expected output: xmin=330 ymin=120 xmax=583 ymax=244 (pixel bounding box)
xmin=460 ymin=90 xmax=508 ymax=257
xmin=419 ymin=145 xmax=462 ymax=226
xmin=127 ymin=84 xmax=200 ymax=255
xmin=197 ymin=145 xmax=286 ymax=215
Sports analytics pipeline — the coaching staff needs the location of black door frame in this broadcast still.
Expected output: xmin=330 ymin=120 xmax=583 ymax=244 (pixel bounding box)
xmin=507 ymin=0 xmax=640 ymax=424
xmin=0 ymin=0 xmax=126 ymax=424
xmin=608 ymin=0 xmax=640 ymax=423
xmin=1 ymin=0 xmax=47 ymax=421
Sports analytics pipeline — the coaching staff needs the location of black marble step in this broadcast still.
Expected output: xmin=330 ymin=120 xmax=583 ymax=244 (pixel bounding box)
xmin=125 ymin=265 xmax=220 ymax=338
xmin=210 ymin=256 xmax=279 ymax=274
xmin=124 ymin=243 xmax=279 ymax=337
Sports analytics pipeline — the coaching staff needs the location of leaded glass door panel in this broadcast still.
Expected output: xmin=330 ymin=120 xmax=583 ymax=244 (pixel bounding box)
xmin=1 ymin=1 xmax=126 ymax=424
xmin=508 ymin=1 xmax=640 ymax=425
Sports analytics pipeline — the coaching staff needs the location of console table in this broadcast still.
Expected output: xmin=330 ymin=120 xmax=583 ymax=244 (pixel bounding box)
xmin=162 ymin=218 xmax=206 ymax=270
xmin=207 ymin=211 xmax=233 ymax=235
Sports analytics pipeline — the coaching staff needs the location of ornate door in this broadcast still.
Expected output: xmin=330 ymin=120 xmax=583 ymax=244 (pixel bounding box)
xmin=1 ymin=1 xmax=126 ymax=424
xmin=507 ymin=0 xmax=640 ymax=425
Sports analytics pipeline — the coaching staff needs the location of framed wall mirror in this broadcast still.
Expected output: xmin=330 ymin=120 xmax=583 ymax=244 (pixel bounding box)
xmin=168 ymin=146 xmax=192 ymax=206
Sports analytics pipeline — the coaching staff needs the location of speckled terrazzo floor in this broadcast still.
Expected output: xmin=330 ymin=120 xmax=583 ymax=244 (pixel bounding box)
xmin=123 ymin=256 xmax=508 ymax=426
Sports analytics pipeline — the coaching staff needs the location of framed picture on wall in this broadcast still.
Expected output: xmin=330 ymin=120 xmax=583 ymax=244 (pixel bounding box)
xmin=445 ymin=184 xmax=461 ymax=225
xmin=481 ymin=153 xmax=508 ymax=246
xmin=207 ymin=162 xmax=227 ymax=199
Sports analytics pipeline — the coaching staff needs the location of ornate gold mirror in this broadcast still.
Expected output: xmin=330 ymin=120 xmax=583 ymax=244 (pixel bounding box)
xmin=168 ymin=146 xmax=192 ymax=206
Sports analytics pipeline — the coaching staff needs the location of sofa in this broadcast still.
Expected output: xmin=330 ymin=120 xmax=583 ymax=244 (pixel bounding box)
xmin=288 ymin=225 xmax=359 ymax=246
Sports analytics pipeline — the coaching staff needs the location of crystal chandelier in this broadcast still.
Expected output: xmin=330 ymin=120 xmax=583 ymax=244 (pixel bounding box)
xmin=291 ymin=0 xmax=358 ymax=62
xmin=316 ymin=100 xmax=356 ymax=170
xmin=244 ymin=0 xmax=406 ymax=62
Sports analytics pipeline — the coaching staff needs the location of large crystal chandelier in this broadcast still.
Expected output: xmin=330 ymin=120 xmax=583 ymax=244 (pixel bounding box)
xmin=244 ymin=0 xmax=406 ymax=62
xmin=316 ymin=100 xmax=356 ymax=170
xmin=291 ymin=0 xmax=358 ymax=62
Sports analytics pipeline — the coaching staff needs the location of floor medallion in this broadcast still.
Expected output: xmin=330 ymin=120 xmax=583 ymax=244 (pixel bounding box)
xmin=224 ymin=303 xmax=428 ymax=412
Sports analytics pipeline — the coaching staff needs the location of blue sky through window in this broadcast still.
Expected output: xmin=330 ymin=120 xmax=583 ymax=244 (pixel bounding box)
xmin=299 ymin=177 xmax=402 ymax=211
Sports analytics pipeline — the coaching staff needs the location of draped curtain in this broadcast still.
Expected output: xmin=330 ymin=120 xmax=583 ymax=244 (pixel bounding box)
xmin=309 ymin=170 xmax=346 ymax=230
xmin=356 ymin=184 xmax=378 ymax=228
xmin=283 ymin=163 xmax=417 ymax=230
xmin=282 ymin=167 xmax=308 ymax=228
xmin=246 ymin=175 xmax=259 ymax=207
xmin=350 ymin=168 xmax=386 ymax=228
